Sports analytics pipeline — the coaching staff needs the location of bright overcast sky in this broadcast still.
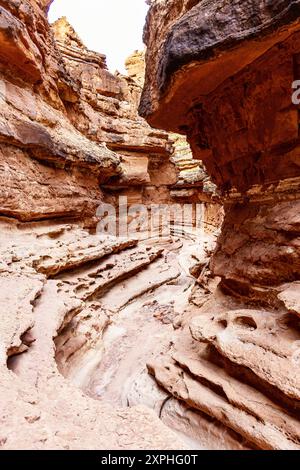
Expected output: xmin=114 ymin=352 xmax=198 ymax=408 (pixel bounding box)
xmin=48 ymin=0 xmax=149 ymax=73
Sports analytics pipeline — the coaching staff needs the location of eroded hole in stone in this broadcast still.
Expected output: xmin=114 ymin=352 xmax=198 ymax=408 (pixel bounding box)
xmin=217 ymin=319 xmax=228 ymax=329
xmin=6 ymin=328 xmax=36 ymax=373
xmin=7 ymin=354 xmax=21 ymax=372
xmin=277 ymin=314 xmax=300 ymax=342
xmin=234 ymin=316 xmax=257 ymax=330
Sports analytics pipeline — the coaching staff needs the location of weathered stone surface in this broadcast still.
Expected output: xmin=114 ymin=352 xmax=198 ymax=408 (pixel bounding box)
xmin=148 ymin=349 xmax=300 ymax=450
xmin=0 ymin=0 xmax=230 ymax=452
xmin=189 ymin=309 xmax=300 ymax=404
xmin=0 ymin=223 xmax=136 ymax=276
xmin=140 ymin=0 xmax=300 ymax=130
xmin=0 ymin=219 xmax=186 ymax=450
xmin=170 ymin=135 xmax=214 ymax=188
xmin=142 ymin=0 xmax=300 ymax=293
xmin=141 ymin=0 xmax=300 ymax=450
xmin=0 ymin=144 xmax=106 ymax=221
xmin=50 ymin=17 xmax=219 ymax=222
xmin=2 ymin=282 xmax=183 ymax=450
xmin=56 ymin=245 xmax=164 ymax=302
xmin=0 ymin=1 xmax=122 ymax=222
xmin=55 ymin=301 xmax=111 ymax=381
xmin=125 ymin=50 xmax=145 ymax=87
xmin=0 ymin=273 xmax=44 ymax=363
xmin=212 ymin=200 xmax=300 ymax=294
xmin=52 ymin=17 xmax=172 ymax=157
xmin=118 ymin=156 xmax=151 ymax=186
xmin=278 ymin=282 xmax=300 ymax=318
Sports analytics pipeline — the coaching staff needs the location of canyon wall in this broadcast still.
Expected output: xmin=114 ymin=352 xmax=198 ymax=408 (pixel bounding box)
xmin=0 ymin=0 xmax=196 ymax=450
xmin=51 ymin=16 xmax=221 ymax=232
xmin=0 ymin=0 xmax=121 ymax=222
xmin=2 ymin=0 xmax=298 ymax=451
xmin=141 ymin=0 xmax=300 ymax=449
xmin=0 ymin=0 xmax=224 ymax=450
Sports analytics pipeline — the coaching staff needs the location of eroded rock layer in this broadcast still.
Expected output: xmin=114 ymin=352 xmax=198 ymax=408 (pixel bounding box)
xmin=0 ymin=0 xmax=192 ymax=450
xmin=0 ymin=0 xmax=226 ymax=450
xmin=50 ymin=16 xmax=222 ymax=232
xmin=141 ymin=0 xmax=300 ymax=450
xmin=0 ymin=219 xmax=188 ymax=450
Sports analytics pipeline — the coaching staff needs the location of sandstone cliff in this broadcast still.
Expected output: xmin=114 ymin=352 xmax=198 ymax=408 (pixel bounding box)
xmin=0 ymin=0 xmax=224 ymax=451
xmin=0 ymin=0 xmax=122 ymax=222
xmin=3 ymin=0 xmax=292 ymax=452
xmin=141 ymin=0 xmax=300 ymax=450
xmin=0 ymin=0 xmax=190 ymax=450
xmin=50 ymin=16 xmax=221 ymax=229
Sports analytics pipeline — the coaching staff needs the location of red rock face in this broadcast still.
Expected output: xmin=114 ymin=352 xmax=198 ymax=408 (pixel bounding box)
xmin=185 ymin=36 xmax=299 ymax=193
xmin=51 ymin=18 xmax=173 ymax=169
xmin=47 ymin=18 xmax=220 ymax=223
xmin=0 ymin=0 xmax=122 ymax=222
xmin=3 ymin=0 xmax=300 ymax=452
xmin=141 ymin=0 xmax=300 ymax=450
xmin=0 ymin=5 xmax=209 ymax=222
xmin=141 ymin=0 xmax=300 ymax=299
xmin=0 ymin=1 xmax=224 ymax=452
xmin=194 ymin=37 xmax=300 ymax=295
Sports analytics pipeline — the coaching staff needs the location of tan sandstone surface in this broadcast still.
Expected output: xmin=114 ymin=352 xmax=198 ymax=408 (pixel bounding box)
xmin=0 ymin=0 xmax=223 ymax=450
xmin=0 ymin=0 xmax=192 ymax=450
xmin=2 ymin=0 xmax=299 ymax=452
xmin=140 ymin=0 xmax=300 ymax=450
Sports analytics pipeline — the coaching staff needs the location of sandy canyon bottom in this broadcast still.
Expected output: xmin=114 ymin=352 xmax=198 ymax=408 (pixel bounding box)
xmin=1 ymin=219 xmax=299 ymax=450
xmin=64 ymin=232 xmax=215 ymax=450
xmin=53 ymin=226 xmax=220 ymax=450
xmin=0 ymin=219 xmax=215 ymax=449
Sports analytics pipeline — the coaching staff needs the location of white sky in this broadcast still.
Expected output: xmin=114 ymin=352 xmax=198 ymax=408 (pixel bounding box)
xmin=48 ymin=0 xmax=149 ymax=73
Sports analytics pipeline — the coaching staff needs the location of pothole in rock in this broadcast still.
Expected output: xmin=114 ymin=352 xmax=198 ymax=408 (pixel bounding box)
xmin=7 ymin=329 xmax=36 ymax=372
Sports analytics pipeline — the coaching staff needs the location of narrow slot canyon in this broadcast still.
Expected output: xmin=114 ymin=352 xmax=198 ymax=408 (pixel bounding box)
xmin=0 ymin=0 xmax=299 ymax=452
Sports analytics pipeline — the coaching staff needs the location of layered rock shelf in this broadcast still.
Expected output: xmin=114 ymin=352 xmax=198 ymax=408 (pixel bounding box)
xmin=0 ymin=0 xmax=299 ymax=451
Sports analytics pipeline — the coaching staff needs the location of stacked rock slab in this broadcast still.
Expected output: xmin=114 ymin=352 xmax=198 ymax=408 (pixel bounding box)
xmin=140 ymin=0 xmax=300 ymax=449
xmin=0 ymin=0 xmax=122 ymax=222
